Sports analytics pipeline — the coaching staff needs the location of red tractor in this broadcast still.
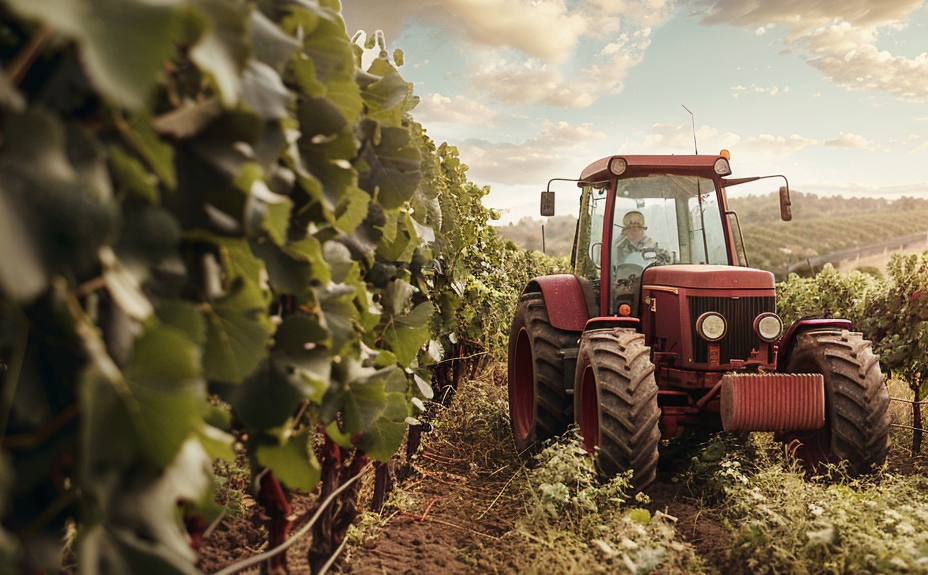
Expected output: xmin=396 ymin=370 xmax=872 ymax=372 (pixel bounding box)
xmin=508 ymin=152 xmax=890 ymax=490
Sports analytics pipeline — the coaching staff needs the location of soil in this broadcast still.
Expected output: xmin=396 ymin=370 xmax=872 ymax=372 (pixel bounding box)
xmin=196 ymin=378 xmax=927 ymax=575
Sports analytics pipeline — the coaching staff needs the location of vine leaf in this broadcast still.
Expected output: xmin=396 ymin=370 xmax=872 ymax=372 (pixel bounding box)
xmin=78 ymin=440 xmax=213 ymax=575
xmin=0 ymin=109 xmax=116 ymax=287
xmin=0 ymin=187 xmax=46 ymax=302
xmin=271 ymin=314 xmax=332 ymax=404
xmin=287 ymin=1 xmax=363 ymax=125
xmin=108 ymin=144 xmax=160 ymax=203
xmin=256 ymin=429 xmax=321 ymax=491
xmin=249 ymin=9 xmax=301 ymax=72
xmin=5 ymin=0 xmax=179 ymax=109
xmin=382 ymin=301 xmax=434 ymax=367
xmin=203 ymin=276 xmax=274 ymax=384
xmin=189 ymin=0 xmax=250 ymax=106
xmin=123 ymin=324 xmax=203 ymax=468
xmin=241 ymin=59 xmax=292 ymax=121
xmin=360 ymin=58 xmax=416 ymax=125
xmin=357 ymin=125 xmax=421 ymax=210
xmin=342 ymin=361 xmax=409 ymax=462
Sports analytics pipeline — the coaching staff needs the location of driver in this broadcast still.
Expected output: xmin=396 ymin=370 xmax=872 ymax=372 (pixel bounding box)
xmin=614 ymin=211 xmax=661 ymax=263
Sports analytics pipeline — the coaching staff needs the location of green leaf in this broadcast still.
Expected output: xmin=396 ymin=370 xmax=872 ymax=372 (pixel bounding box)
xmin=0 ymin=185 xmax=46 ymax=302
xmin=126 ymin=110 xmax=177 ymax=190
xmin=256 ymin=429 xmax=321 ymax=491
xmin=285 ymin=2 xmax=362 ymax=125
xmin=6 ymin=0 xmax=180 ymax=109
xmin=123 ymin=325 xmax=202 ymax=468
xmin=241 ymin=59 xmax=292 ymax=121
xmin=325 ymin=418 xmax=354 ymax=450
xmin=271 ymin=314 xmax=332 ymax=403
xmin=203 ymin=277 xmax=274 ymax=384
xmin=77 ymin=439 xmax=213 ymax=575
xmin=251 ymin=235 xmax=330 ymax=298
xmin=318 ymin=282 xmax=360 ymax=356
xmin=152 ymin=99 xmax=224 ymax=140
xmin=189 ymin=0 xmax=250 ymax=106
xmin=249 ymin=9 xmax=301 ymax=72
xmin=155 ymin=300 xmax=208 ymax=347
xmin=108 ymin=144 xmax=160 ymax=203
xmin=323 ymin=240 xmax=355 ymax=284
xmin=341 ymin=361 xmax=409 ymax=461
xmin=0 ymin=109 xmax=117 ymax=286
xmin=358 ymin=125 xmax=421 ymax=210
xmin=382 ymin=301 xmax=434 ymax=367
xmin=360 ymin=59 xmax=415 ymax=124
xmin=382 ymin=278 xmax=416 ymax=316
xmin=101 ymin=247 xmax=154 ymax=321
xmin=335 ymin=183 xmax=371 ymax=234
xmin=214 ymin=236 xmax=267 ymax=290
xmin=377 ymin=211 xmax=418 ymax=263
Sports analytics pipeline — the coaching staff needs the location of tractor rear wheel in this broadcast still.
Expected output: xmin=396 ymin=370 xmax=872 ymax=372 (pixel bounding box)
xmin=507 ymin=292 xmax=578 ymax=454
xmin=574 ymin=329 xmax=660 ymax=491
xmin=782 ymin=330 xmax=889 ymax=475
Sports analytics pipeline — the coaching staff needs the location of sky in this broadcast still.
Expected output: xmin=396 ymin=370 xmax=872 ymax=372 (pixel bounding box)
xmin=340 ymin=0 xmax=928 ymax=224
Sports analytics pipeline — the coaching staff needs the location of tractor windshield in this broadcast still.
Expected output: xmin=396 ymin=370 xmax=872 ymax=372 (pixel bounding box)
xmin=573 ymin=174 xmax=728 ymax=314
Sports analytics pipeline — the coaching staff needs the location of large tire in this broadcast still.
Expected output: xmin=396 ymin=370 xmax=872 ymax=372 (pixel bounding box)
xmin=507 ymin=292 xmax=578 ymax=454
xmin=782 ymin=330 xmax=889 ymax=475
xmin=573 ymin=329 xmax=660 ymax=491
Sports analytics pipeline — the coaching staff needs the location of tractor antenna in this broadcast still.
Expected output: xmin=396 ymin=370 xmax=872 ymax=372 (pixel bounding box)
xmin=682 ymin=104 xmax=697 ymax=154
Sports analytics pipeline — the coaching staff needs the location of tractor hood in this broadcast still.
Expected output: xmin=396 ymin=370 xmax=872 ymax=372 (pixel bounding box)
xmin=642 ymin=265 xmax=775 ymax=291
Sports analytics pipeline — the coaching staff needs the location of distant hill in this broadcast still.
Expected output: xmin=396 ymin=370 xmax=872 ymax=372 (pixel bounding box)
xmin=494 ymin=215 xmax=577 ymax=258
xmin=494 ymin=193 xmax=928 ymax=275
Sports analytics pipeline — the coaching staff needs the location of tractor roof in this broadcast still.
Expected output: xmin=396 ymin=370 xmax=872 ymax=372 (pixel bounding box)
xmin=580 ymin=154 xmax=727 ymax=183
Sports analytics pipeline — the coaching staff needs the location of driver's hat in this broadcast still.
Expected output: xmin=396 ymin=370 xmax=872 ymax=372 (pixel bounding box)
xmin=622 ymin=211 xmax=647 ymax=229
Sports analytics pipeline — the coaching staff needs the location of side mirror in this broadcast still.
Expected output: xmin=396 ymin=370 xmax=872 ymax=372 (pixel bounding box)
xmin=779 ymin=185 xmax=792 ymax=221
xmin=540 ymin=191 xmax=555 ymax=217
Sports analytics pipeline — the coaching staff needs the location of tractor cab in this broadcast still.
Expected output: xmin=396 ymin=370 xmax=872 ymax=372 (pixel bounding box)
xmin=566 ymin=154 xmax=747 ymax=319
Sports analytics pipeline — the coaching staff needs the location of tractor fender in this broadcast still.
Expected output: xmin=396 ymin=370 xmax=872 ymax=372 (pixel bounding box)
xmin=524 ymin=275 xmax=592 ymax=332
xmin=776 ymin=317 xmax=853 ymax=371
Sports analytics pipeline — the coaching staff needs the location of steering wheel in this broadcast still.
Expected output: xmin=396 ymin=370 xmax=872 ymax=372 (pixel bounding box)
xmin=614 ymin=263 xmax=643 ymax=281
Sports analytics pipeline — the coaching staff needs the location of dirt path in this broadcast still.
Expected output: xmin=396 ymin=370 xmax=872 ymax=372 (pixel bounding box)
xmin=338 ymin=432 xmax=732 ymax=574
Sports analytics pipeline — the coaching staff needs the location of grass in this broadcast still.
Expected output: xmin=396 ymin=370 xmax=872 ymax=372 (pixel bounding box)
xmin=342 ymin=369 xmax=928 ymax=574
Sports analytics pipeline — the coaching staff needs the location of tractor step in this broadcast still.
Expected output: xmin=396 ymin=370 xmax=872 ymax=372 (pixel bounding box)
xmin=561 ymin=347 xmax=578 ymax=395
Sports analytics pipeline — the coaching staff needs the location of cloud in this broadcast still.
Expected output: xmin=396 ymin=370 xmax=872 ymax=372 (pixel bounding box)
xmin=824 ymin=132 xmax=880 ymax=149
xmin=639 ymin=122 xmax=741 ymax=153
xmin=342 ymin=0 xmax=663 ymax=59
xmin=806 ymin=32 xmax=928 ymax=102
xmin=342 ymin=1 xmax=670 ymax=107
xmin=468 ymin=27 xmax=653 ymax=107
xmin=731 ymin=84 xmax=790 ymax=97
xmin=741 ymin=133 xmax=820 ymax=155
xmin=413 ymin=93 xmax=500 ymax=127
xmin=455 ymin=120 xmax=608 ymax=184
xmin=693 ymin=0 xmax=925 ymax=35
xmin=693 ymin=0 xmax=928 ymax=102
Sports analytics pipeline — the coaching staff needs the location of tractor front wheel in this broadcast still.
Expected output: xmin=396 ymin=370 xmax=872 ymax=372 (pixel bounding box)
xmin=782 ymin=330 xmax=889 ymax=475
xmin=574 ymin=329 xmax=660 ymax=491
xmin=507 ymin=293 xmax=577 ymax=454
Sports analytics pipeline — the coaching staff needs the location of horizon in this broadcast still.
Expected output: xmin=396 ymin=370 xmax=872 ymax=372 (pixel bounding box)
xmin=341 ymin=1 xmax=928 ymax=224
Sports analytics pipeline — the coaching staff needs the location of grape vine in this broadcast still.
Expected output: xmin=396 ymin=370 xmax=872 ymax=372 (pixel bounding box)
xmin=0 ymin=1 xmax=559 ymax=572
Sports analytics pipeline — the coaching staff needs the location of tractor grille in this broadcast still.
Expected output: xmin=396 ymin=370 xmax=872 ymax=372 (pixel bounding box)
xmin=688 ymin=296 xmax=775 ymax=364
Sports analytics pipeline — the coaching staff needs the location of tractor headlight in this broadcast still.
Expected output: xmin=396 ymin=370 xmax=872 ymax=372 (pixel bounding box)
xmin=754 ymin=313 xmax=783 ymax=342
xmin=713 ymin=157 xmax=731 ymax=176
xmin=696 ymin=312 xmax=727 ymax=342
xmin=609 ymin=157 xmax=627 ymax=175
